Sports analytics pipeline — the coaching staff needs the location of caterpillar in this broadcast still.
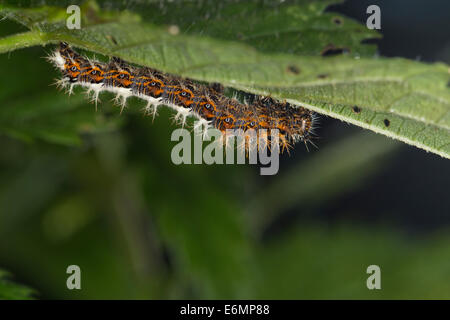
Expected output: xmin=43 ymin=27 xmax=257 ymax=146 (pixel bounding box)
xmin=48 ymin=42 xmax=316 ymax=152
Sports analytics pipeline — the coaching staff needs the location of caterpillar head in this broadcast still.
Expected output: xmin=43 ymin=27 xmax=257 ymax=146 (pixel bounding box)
xmin=48 ymin=43 xmax=85 ymax=83
xmin=62 ymin=58 xmax=82 ymax=83
xmin=62 ymin=42 xmax=91 ymax=83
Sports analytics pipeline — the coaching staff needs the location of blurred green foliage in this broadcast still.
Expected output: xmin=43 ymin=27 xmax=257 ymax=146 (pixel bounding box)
xmin=0 ymin=0 xmax=449 ymax=300
xmin=0 ymin=270 xmax=34 ymax=299
xmin=2 ymin=0 xmax=448 ymax=158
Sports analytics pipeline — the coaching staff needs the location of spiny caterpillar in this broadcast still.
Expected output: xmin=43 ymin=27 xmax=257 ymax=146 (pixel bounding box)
xmin=48 ymin=42 xmax=316 ymax=152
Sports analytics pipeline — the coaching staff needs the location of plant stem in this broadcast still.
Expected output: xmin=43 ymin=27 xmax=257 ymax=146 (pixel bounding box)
xmin=0 ymin=31 xmax=44 ymax=54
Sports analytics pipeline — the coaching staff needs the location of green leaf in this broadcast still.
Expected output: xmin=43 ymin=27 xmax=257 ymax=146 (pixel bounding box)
xmin=0 ymin=269 xmax=35 ymax=299
xmin=0 ymin=1 xmax=448 ymax=157
xmin=122 ymin=0 xmax=380 ymax=57
xmin=1 ymin=0 xmax=380 ymax=57
xmin=0 ymin=30 xmax=42 ymax=53
xmin=232 ymin=57 xmax=450 ymax=159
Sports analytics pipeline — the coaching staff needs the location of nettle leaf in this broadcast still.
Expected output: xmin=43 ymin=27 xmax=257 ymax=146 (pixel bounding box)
xmin=0 ymin=269 xmax=35 ymax=300
xmin=0 ymin=1 xmax=448 ymax=158
xmin=113 ymin=0 xmax=379 ymax=57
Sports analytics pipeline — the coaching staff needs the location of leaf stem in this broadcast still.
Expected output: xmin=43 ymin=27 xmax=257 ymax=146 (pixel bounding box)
xmin=0 ymin=31 xmax=44 ymax=54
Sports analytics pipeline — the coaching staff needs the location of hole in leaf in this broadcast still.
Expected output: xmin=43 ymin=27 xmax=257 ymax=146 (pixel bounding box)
xmin=352 ymin=106 xmax=362 ymax=113
xmin=384 ymin=119 xmax=390 ymax=127
xmin=332 ymin=17 xmax=343 ymax=25
xmin=317 ymin=73 xmax=329 ymax=79
xmin=286 ymin=65 xmax=300 ymax=75
xmin=321 ymin=44 xmax=349 ymax=57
